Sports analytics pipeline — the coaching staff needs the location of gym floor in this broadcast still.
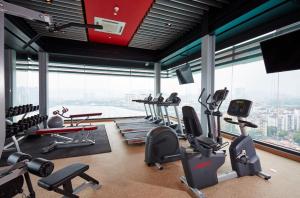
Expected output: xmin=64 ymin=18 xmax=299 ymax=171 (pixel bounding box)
xmin=22 ymin=122 xmax=300 ymax=198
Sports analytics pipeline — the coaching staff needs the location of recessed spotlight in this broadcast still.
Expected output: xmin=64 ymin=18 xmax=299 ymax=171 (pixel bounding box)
xmin=45 ymin=0 xmax=53 ymax=4
xmin=114 ymin=6 xmax=119 ymax=15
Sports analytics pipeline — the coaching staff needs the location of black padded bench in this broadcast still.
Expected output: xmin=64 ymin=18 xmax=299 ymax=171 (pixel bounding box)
xmin=38 ymin=163 xmax=100 ymax=198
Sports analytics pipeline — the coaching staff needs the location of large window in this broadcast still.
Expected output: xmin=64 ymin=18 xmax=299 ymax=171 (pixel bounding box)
xmin=161 ymin=72 xmax=201 ymax=117
xmin=15 ymin=69 xmax=154 ymax=118
xmin=49 ymin=72 xmax=153 ymax=118
xmin=216 ymin=60 xmax=300 ymax=152
xmin=15 ymin=70 xmax=39 ymax=106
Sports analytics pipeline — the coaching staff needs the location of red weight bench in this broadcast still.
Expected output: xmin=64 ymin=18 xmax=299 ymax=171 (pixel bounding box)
xmin=36 ymin=126 xmax=98 ymax=153
xmin=69 ymin=113 xmax=102 ymax=127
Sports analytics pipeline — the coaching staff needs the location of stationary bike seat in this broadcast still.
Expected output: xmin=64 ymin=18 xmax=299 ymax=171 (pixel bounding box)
xmin=196 ymin=136 xmax=219 ymax=150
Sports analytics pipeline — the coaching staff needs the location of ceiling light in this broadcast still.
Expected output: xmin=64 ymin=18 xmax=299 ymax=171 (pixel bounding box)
xmin=45 ymin=0 xmax=53 ymax=4
xmin=114 ymin=6 xmax=119 ymax=15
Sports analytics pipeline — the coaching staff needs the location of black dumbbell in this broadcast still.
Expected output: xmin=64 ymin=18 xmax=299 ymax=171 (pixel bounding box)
xmin=6 ymin=107 xmax=14 ymax=117
xmin=43 ymin=115 xmax=48 ymax=122
xmin=6 ymin=127 xmax=15 ymax=138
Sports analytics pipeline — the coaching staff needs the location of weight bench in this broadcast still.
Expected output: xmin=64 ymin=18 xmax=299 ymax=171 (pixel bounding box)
xmin=35 ymin=126 xmax=98 ymax=153
xmin=38 ymin=163 xmax=100 ymax=198
xmin=69 ymin=113 xmax=102 ymax=127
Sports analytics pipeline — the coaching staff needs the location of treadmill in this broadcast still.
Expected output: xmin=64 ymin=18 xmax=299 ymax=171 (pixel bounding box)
xmin=158 ymin=92 xmax=185 ymax=138
xmin=123 ymin=93 xmax=179 ymax=144
xmin=115 ymin=94 xmax=154 ymax=127
xmin=118 ymin=94 xmax=164 ymax=133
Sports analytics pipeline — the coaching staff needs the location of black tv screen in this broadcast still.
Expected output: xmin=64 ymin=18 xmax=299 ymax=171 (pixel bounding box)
xmin=175 ymin=63 xmax=194 ymax=85
xmin=260 ymin=29 xmax=300 ymax=73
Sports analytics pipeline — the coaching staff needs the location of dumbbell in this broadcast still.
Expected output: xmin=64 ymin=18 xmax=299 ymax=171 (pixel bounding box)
xmin=31 ymin=116 xmax=40 ymax=125
xmin=7 ymin=152 xmax=32 ymax=165
xmin=20 ymin=105 xmax=26 ymax=114
xmin=6 ymin=107 xmax=15 ymax=117
xmin=12 ymin=106 xmax=19 ymax=116
xmin=23 ymin=104 xmax=30 ymax=113
xmin=42 ymin=115 xmax=48 ymax=122
xmin=6 ymin=124 xmax=20 ymax=136
xmin=6 ymin=126 xmax=16 ymax=138
xmin=18 ymin=119 xmax=31 ymax=129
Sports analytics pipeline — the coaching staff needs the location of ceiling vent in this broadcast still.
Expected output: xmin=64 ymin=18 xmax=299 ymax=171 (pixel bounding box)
xmin=94 ymin=17 xmax=126 ymax=35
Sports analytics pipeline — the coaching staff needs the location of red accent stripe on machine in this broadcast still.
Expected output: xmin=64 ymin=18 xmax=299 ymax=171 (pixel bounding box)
xmin=192 ymin=161 xmax=212 ymax=170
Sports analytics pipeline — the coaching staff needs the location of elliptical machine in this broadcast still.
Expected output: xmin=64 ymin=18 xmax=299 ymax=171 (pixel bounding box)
xmin=180 ymin=99 xmax=271 ymax=198
xmin=198 ymin=87 xmax=229 ymax=144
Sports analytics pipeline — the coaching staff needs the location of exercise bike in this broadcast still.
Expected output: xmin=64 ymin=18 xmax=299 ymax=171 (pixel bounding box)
xmin=144 ymin=88 xmax=228 ymax=170
xmin=180 ymin=99 xmax=271 ymax=198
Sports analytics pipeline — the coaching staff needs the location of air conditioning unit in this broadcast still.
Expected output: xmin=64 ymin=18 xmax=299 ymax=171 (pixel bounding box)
xmin=94 ymin=17 xmax=126 ymax=35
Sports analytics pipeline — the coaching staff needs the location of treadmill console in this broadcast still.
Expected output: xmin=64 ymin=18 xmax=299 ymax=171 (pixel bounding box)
xmin=153 ymin=93 xmax=164 ymax=103
xmin=227 ymin=99 xmax=252 ymax=118
xmin=165 ymin=92 xmax=178 ymax=103
xmin=145 ymin=94 xmax=153 ymax=101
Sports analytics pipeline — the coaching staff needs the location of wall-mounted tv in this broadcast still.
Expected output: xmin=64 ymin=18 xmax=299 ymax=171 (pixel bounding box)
xmin=260 ymin=29 xmax=300 ymax=73
xmin=175 ymin=63 xmax=194 ymax=85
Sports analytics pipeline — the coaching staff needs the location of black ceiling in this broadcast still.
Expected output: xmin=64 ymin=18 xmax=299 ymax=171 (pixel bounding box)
xmin=4 ymin=0 xmax=300 ymax=69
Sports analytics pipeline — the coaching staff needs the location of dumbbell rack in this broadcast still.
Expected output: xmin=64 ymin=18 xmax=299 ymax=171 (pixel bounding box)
xmin=4 ymin=104 xmax=47 ymax=153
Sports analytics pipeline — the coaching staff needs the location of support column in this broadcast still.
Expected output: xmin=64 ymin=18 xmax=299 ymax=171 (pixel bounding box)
xmin=154 ymin=62 xmax=161 ymax=116
xmin=154 ymin=62 xmax=161 ymax=96
xmin=4 ymin=49 xmax=16 ymax=110
xmin=39 ymin=52 xmax=49 ymax=128
xmin=201 ymin=34 xmax=216 ymax=136
xmin=0 ymin=7 xmax=6 ymax=158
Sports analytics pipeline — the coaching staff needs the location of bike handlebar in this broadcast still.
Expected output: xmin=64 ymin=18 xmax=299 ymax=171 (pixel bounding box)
xmin=224 ymin=117 xmax=258 ymax=128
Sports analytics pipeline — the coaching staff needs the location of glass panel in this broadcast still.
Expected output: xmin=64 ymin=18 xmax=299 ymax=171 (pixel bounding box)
xmin=215 ymin=66 xmax=233 ymax=133
xmin=48 ymin=72 xmax=154 ymax=118
xmin=216 ymin=59 xmax=300 ymax=152
xmin=15 ymin=70 xmax=39 ymax=106
xmin=277 ymin=70 xmax=300 ymax=151
xmin=161 ymin=72 xmax=201 ymax=118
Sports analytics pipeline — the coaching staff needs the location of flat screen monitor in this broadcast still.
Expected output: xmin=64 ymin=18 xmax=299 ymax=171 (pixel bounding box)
xmin=175 ymin=63 xmax=194 ymax=85
xmin=260 ymin=29 xmax=300 ymax=73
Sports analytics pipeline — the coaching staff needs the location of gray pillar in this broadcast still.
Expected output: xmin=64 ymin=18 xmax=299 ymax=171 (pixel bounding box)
xmin=154 ymin=62 xmax=161 ymax=115
xmin=201 ymin=34 xmax=216 ymax=136
xmin=4 ymin=49 xmax=16 ymax=110
xmin=39 ymin=52 xmax=49 ymax=128
xmin=0 ymin=8 xmax=6 ymax=158
xmin=154 ymin=62 xmax=161 ymax=96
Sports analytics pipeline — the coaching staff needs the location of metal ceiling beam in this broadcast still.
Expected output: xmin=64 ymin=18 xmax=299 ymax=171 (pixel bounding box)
xmin=147 ymin=16 xmax=196 ymax=28
xmin=159 ymin=0 xmax=270 ymax=62
xmin=40 ymin=36 xmax=159 ymax=62
xmin=156 ymin=0 xmax=206 ymax=14
xmin=139 ymin=27 xmax=180 ymax=35
xmin=9 ymin=0 xmax=83 ymax=15
xmin=170 ymin=0 xmax=210 ymax=10
xmin=152 ymin=4 xmax=202 ymax=18
xmin=140 ymin=24 xmax=183 ymax=33
xmin=148 ymin=13 xmax=198 ymax=25
xmin=150 ymin=9 xmax=200 ymax=23
xmin=143 ymin=20 xmax=188 ymax=31
xmin=135 ymin=31 xmax=173 ymax=39
xmin=192 ymin=0 xmax=223 ymax=8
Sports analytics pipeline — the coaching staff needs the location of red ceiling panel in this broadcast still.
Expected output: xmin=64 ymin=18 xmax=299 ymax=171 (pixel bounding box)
xmin=84 ymin=0 xmax=154 ymax=46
